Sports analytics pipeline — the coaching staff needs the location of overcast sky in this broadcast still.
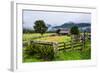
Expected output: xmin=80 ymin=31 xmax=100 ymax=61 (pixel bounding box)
xmin=23 ymin=10 xmax=91 ymax=29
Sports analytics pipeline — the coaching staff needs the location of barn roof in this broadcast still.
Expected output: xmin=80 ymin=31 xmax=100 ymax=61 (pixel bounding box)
xmin=59 ymin=30 xmax=69 ymax=33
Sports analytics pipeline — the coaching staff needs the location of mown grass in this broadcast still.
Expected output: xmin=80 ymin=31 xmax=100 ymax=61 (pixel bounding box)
xmin=23 ymin=33 xmax=54 ymax=41
xmin=35 ymin=35 xmax=71 ymax=42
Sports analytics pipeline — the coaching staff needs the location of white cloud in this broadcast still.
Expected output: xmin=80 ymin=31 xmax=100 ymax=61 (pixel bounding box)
xmin=23 ymin=10 xmax=91 ymax=29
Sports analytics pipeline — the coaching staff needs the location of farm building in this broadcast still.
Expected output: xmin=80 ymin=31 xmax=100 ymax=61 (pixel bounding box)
xmin=57 ymin=28 xmax=70 ymax=35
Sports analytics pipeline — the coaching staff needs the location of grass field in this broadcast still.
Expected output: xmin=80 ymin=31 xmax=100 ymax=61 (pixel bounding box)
xmin=35 ymin=35 xmax=71 ymax=42
xmin=23 ymin=33 xmax=54 ymax=41
xmin=23 ymin=33 xmax=91 ymax=62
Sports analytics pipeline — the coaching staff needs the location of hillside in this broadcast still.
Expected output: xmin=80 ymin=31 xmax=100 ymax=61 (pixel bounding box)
xmin=53 ymin=22 xmax=91 ymax=29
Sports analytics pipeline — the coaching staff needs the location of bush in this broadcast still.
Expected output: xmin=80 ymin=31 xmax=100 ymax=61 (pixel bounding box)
xmin=24 ymin=41 xmax=55 ymax=61
xmin=70 ymin=26 xmax=80 ymax=42
xmin=70 ymin=26 xmax=79 ymax=35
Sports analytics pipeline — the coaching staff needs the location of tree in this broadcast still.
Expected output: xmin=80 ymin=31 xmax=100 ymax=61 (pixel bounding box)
xmin=70 ymin=26 xmax=80 ymax=42
xmin=56 ymin=29 xmax=61 ymax=35
xmin=34 ymin=20 xmax=48 ymax=35
xmin=70 ymin=26 xmax=79 ymax=35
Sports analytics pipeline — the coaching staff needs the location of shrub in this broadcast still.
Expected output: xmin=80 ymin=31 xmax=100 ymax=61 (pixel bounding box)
xmin=70 ymin=26 xmax=80 ymax=42
xmin=23 ymin=41 xmax=28 ymax=47
xmin=70 ymin=26 xmax=79 ymax=35
xmin=56 ymin=29 xmax=61 ymax=35
xmin=24 ymin=41 xmax=55 ymax=61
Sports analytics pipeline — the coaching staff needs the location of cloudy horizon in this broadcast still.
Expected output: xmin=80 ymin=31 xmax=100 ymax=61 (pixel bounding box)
xmin=23 ymin=10 xmax=91 ymax=29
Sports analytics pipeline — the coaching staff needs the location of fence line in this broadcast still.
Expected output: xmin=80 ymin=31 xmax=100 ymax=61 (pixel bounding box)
xmin=57 ymin=40 xmax=83 ymax=51
xmin=23 ymin=32 xmax=90 ymax=53
xmin=27 ymin=39 xmax=84 ymax=54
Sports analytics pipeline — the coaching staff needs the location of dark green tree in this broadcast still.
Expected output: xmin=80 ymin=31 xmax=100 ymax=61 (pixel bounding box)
xmin=34 ymin=20 xmax=48 ymax=35
xmin=56 ymin=29 xmax=61 ymax=35
xmin=70 ymin=26 xmax=80 ymax=42
xmin=70 ymin=26 xmax=79 ymax=35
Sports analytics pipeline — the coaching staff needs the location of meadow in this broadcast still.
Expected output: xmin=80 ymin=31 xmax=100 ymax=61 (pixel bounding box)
xmin=23 ymin=33 xmax=91 ymax=62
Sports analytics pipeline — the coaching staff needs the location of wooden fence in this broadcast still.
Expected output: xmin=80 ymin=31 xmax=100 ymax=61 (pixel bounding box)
xmin=57 ymin=41 xmax=83 ymax=51
xmin=23 ymin=32 xmax=90 ymax=53
xmin=27 ymin=39 xmax=84 ymax=54
xmin=29 ymin=41 xmax=58 ymax=53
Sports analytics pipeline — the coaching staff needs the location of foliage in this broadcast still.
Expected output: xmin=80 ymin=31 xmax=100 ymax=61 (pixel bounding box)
xmin=34 ymin=20 xmax=48 ymax=35
xmin=24 ymin=42 xmax=54 ymax=61
xmin=23 ymin=28 xmax=34 ymax=33
xmin=70 ymin=26 xmax=80 ymax=42
xmin=55 ymin=49 xmax=91 ymax=61
xmin=56 ymin=29 xmax=61 ymax=35
xmin=70 ymin=26 xmax=79 ymax=35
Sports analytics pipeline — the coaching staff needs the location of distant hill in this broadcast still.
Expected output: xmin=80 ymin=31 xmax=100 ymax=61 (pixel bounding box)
xmin=23 ymin=22 xmax=91 ymax=33
xmin=77 ymin=23 xmax=91 ymax=27
xmin=53 ymin=22 xmax=91 ymax=29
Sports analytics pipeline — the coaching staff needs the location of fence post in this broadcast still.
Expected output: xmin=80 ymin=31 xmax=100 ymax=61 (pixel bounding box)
xmin=52 ymin=42 xmax=58 ymax=57
xmin=71 ymin=39 xmax=73 ymax=50
xmin=64 ymin=42 xmax=66 ymax=51
xmin=28 ymin=40 xmax=32 ymax=46
xmin=83 ymin=31 xmax=86 ymax=51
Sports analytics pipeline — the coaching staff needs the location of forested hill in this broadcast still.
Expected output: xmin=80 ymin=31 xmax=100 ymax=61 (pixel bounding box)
xmin=53 ymin=23 xmax=91 ymax=29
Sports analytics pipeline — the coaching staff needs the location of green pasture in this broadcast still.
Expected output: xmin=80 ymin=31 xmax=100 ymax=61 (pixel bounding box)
xmin=23 ymin=33 xmax=91 ymax=62
xmin=35 ymin=35 xmax=71 ymax=42
xmin=23 ymin=33 xmax=54 ymax=41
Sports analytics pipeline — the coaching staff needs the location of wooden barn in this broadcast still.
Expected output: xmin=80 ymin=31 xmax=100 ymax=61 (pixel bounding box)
xmin=57 ymin=28 xmax=70 ymax=35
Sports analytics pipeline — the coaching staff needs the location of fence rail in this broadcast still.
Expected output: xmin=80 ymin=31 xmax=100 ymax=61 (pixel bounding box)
xmin=23 ymin=32 xmax=90 ymax=53
xmin=25 ymin=39 xmax=84 ymax=54
xmin=57 ymin=41 xmax=83 ymax=51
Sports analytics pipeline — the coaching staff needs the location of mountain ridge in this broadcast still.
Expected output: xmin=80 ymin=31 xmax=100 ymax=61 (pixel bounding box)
xmin=53 ymin=22 xmax=91 ymax=29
